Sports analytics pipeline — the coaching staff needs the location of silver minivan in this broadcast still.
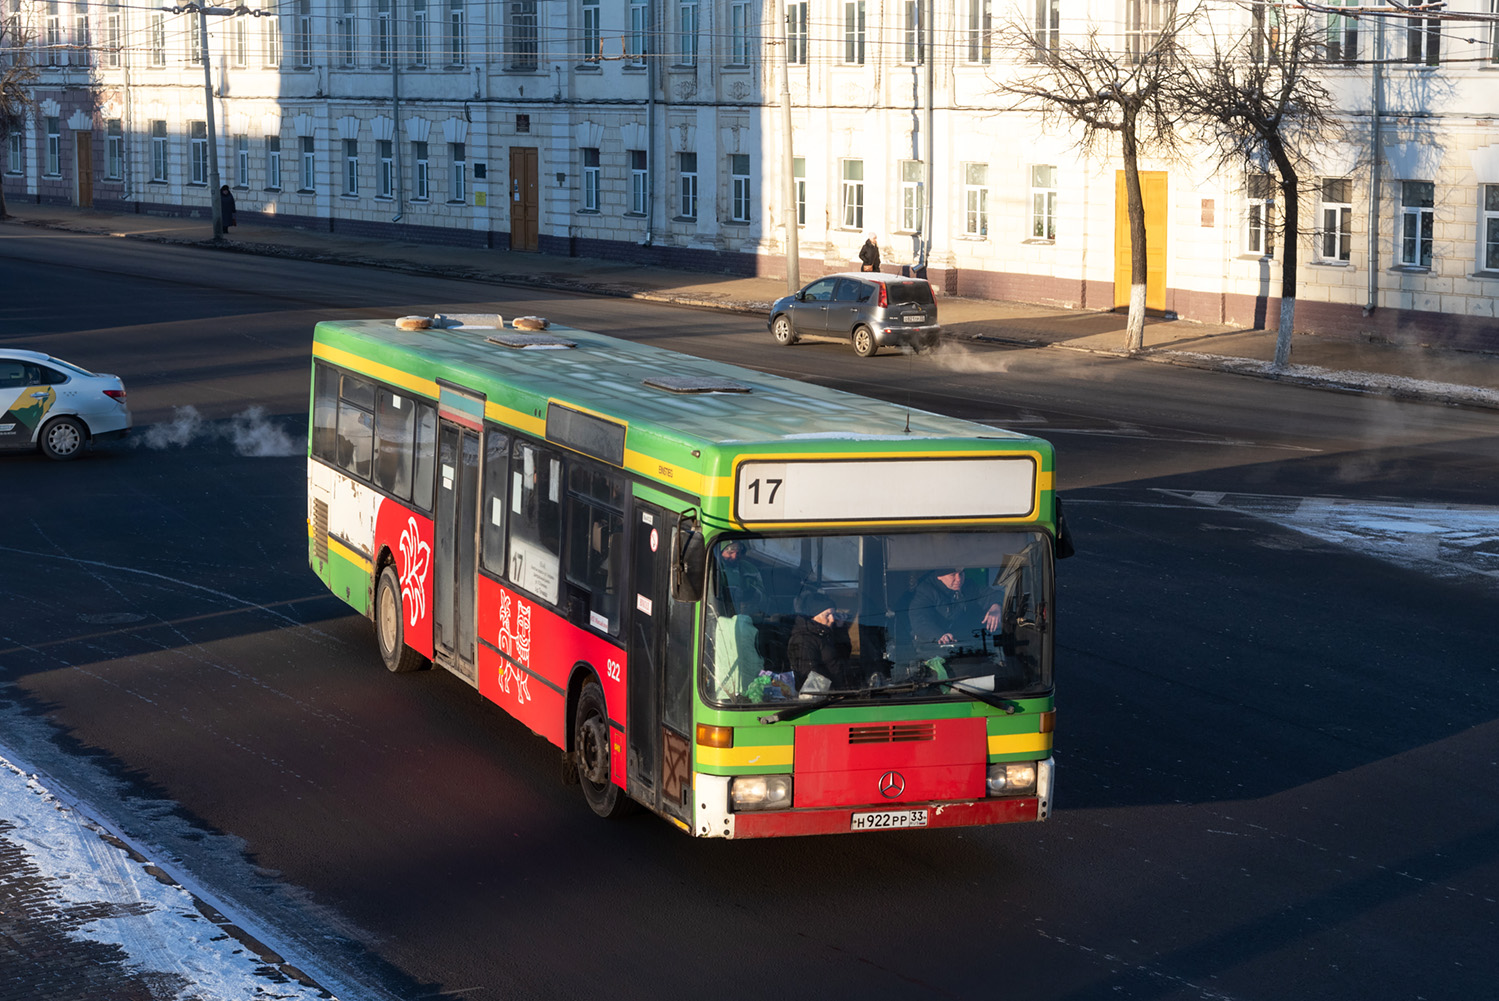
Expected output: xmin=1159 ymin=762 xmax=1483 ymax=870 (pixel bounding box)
xmin=768 ymin=273 xmax=941 ymax=357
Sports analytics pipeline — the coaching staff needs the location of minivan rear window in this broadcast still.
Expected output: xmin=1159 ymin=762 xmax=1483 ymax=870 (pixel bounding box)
xmin=886 ymin=281 xmax=935 ymax=306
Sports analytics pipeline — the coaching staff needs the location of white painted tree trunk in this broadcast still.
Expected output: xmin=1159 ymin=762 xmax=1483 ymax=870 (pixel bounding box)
xmin=1126 ymin=283 xmax=1147 ymax=354
xmin=1274 ymin=296 xmax=1296 ymax=368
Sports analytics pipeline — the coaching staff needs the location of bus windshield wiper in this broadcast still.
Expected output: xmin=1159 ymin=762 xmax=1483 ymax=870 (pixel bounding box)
xmin=936 ymin=677 xmax=1025 ymax=714
xmin=756 ymin=682 xmax=917 ymax=724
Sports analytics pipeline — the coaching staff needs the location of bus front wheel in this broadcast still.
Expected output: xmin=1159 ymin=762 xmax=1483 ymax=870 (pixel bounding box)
xmin=575 ymin=679 xmax=631 ymax=818
xmin=376 ymin=565 xmax=428 ymax=673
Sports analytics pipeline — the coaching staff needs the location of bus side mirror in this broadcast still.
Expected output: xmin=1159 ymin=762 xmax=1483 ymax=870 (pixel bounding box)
xmin=673 ymin=525 xmax=707 ymax=602
xmin=1054 ymin=496 xmax=1076 ymax=560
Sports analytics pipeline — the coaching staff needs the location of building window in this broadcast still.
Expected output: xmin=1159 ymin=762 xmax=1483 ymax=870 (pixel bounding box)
xmin=903 ymin=0 xmax=923 ymax=64
xmin=628 ymin=1 xmax=647 ymax=63
xmin=189 ymin=12 xmax=201 ymax=64
xmin=264 ymin=0 xmax=281 ymax=65
xmin=448 ymin=0 xmax=465 ymax=63
xmin=1399 ymin=180 xmax=1434 ymax=268
xmin=449 ymin=142 xmax=465 ymax=201
xmin=294 ymin=0 xmax=312 ymax=66
xmin=233 ymin=17 xmax=247 ymax=66
xmin=190 ymin=121 xmax=208 ymax=184
xmin=1492 ymin=0 xmax=1499 ymax=65
xmin=74 ymin=13 xmax=90 ymax=67
xmin=1246 ymin=173 xmax=1274 ymax=256
xmin=843 ymin=0 xmax=865 ymax=64
xmin=150 ymin=13 xmax=165 ymax=66
xmin=679 ymin=1 xmax=698 ymax=65
xmin=1482 ymin=185 xmax=1499 ymax=272
xmin=379 ymin=140 xmax=393 ymax=198
xmin=793 ymin=156 xmax=806 ymax=225
xmin=630 ymin=149 xmax=647 ymax=214
xmin=582 ymin=147 xmax=600 ymax=210
xmin=1406 ymin=14 xmax=1440 ymax=66
xmin=413 ymin=141 xmax=429 ymax=199
xmin=266 ymin=135 xmax=281 ymax=189
xmin=344 ymin=139 xmax=359 ymax=195
xmin=969 ymin=0 xmax=992 ymax=64
xmin=1031 ymin=164 xmax=1057 ymax=240
xmin=729 ymin=0 xmax=750 ymax=65
xmin=1124 ymin=0 xmax=1170 ymax=64
xmin=107 ymin=10 xmax=121 ymax=68
xmin=235 ymin=134 xmax=249 ymax=186
xmin=1318 ymin=178 xmax=1352 ymax=262
xmin=301 ymin=135 xmax=316 ymax=192
xmin=377 ymin=0 xmax=392 ymax=65
xmin=900 ymin=160 xmax=923 ymax=233
xmin=151 ymin=120 xmax=169 ymax=181
xmin=964 ymin=162 xmax=989 ymax=237
xmin=1250 ymin=2 xmax=1281 ymax=62
xmin=45 ymin=118 xmax=60 ymax=176
xmin=508 ymin=1 xmax=537 ymax=69
xmin=582 ymin=0 xmax=601 ymax=62
xmin=1325 ymin=0 xmax=1357 ymax=63
xmin=45 ymin=4 xmax=60 ymax=67
xmin=678 ymin=151 xmax=696 ymax=219
xmin=6 ymin=133 xmax=21 ymax=174
xmin=841 ymin=158 xmax=864 ymax=230
xmin=106 ymin=120 xmax=124 ymax=180
xmin=788 ymin=2 xmax=808 ymax=64
xmin=412 ymin=0 xmax=428 ymax=65
xmin=340 ymin=0 xmax=355 ymax=66
xmin=731 ymin=153 xmax=751 ymax=223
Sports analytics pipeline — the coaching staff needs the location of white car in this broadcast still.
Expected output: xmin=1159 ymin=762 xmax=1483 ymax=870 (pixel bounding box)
xmin=0 ymin=350 xmax=132 ymax=460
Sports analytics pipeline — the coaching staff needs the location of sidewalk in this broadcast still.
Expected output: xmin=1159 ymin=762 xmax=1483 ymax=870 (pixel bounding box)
xmin=6 ymin=200 xmax=1499 ymax=410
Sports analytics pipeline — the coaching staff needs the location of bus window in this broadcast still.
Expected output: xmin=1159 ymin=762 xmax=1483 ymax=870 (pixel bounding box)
xmin=565 ymin=464 xmax=625 ymax=635
xmin=373 ymin=388 xmax=416 ymax=499
xmin=481 ymin=429 xmax=510 ymax=574
xmin=310 ymin=363 xmax=338 ymax=461
xmin=508 ymin=440 xmax=564 ymax=604
xmin=336 ymin=375 xmax=375 ymax=479
xmin=412 ymin=402 xmax=437 ymax=511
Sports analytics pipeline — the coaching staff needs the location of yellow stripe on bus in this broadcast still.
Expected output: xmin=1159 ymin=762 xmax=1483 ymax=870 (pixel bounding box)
xmin=988 ymin=732 xmax=1054 ymax=757
xmin=313 ymin=343 xmax=440 ymax=400
xmin=483 ymin=400 xmax=545 ymax=436
xmin=328 ymin=535 xmax=372 ymax=574
xmin=696 ymin=744 xmax=795 ymax=769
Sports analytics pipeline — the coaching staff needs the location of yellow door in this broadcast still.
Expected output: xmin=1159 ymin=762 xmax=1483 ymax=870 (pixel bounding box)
xmin=1114 ymin=170 xmax=1167 ymax=312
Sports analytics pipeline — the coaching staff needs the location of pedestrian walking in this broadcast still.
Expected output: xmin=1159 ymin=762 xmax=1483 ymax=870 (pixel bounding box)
xmin=858 ymin=234 xmax=880 ymax=272
xmin=220 ymin=185 xmax=237 ymax=232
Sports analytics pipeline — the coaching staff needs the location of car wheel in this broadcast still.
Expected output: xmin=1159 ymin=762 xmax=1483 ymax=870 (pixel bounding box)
xmin=376 ymin=564 xmax=429 ymax=673
xmin=852 ymin=326 xmax=878 ymax=358
xmin=39 ymin=416 xmax=87 ymax=460
xmin=772 ymin=315 xmax=798 ymax=346
xmin=575 ymin=679 xmax=633 ymax=818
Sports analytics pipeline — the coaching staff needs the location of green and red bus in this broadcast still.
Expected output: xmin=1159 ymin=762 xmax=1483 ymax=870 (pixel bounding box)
xmin=307 ymin=315 xmax=1068 ymax=837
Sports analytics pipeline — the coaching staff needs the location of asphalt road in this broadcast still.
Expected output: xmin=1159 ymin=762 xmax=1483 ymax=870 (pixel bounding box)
xmin=2 ymin=228 xmax=1496 ymax=1001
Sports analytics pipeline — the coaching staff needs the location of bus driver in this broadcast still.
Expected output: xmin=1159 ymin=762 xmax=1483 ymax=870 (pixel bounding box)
xmin=910 ymin=568 xmax=1003 ymax=650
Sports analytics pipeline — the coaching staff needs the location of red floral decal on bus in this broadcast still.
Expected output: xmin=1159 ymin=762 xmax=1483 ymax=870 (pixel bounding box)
xmin=399 ymin=515 xmax=431 ymax=628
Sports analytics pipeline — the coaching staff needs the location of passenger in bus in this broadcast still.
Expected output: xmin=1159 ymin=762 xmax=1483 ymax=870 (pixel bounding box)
xmin=715 ymin=539 xmax=766 ymax=616
xmin=910 ymin=568 xmax=1003 ymax=652
xmin=788 ymin=588 xmax=855 ymax=691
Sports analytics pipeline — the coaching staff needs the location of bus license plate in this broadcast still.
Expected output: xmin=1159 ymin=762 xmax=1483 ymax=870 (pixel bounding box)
xmin=850 ymin=808 xmax=928 ymax=832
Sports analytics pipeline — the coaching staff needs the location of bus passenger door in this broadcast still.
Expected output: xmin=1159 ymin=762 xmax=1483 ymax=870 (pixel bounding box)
xmin=627 ymin=502 xmax=690 ymax=821
xmin=435 ymin=415 xmax=481 ymax=683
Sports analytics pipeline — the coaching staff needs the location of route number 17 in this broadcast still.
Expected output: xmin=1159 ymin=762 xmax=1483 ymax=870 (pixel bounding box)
xmin=744 ymin=477 xmax=783 ymax=505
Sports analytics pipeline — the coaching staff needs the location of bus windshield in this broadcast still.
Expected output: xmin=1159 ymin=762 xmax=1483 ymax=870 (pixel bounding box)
xmin=704 ymin=530 xmax=1052 ymax=707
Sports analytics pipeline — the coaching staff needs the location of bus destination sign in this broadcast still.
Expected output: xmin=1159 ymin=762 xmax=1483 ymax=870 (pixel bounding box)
xmin=733 ymin=456 xmax=1037 ymax=524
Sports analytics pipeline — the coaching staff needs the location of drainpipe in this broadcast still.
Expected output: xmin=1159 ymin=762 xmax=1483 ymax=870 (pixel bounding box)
xmin=917 ymin=0 xmax=934 ymax=272
xmin=392 ymin=13 xmax=404 ymax=222
xmin=644 ymin=0 xmax=657 ymax=246
xmin=778 ymin=0 xmax=798 ymax=289
xmin=1364 ymin=17 xmax=1383 ymax=315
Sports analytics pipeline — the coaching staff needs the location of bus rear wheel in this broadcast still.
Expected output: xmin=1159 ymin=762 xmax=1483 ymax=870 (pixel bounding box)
xmin=376 ymin=565 xmax=428 ymax=673
xmin=574 ymin=679 xmax=631 ymax=818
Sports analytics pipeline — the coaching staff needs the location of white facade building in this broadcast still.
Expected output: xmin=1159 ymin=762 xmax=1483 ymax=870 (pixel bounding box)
xmin=4 ymin=0 xmax=1497 ymax=347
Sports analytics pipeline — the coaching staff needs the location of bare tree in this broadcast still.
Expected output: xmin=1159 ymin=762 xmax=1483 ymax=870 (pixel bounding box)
xmin=0 ymin=10 xmax=37 ymax=220
xmin=993 ymin=2 xmax=1196 ymax=353
xmin=1173 ymin=5 xmax=1340 ymax=368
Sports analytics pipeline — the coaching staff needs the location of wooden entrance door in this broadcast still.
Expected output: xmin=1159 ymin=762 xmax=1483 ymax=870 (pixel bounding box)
xmin=509 ymin=147 xmax=538 ymax=251
xmin=75 ymin=132 xmax=93 ymax=208
xmin=1113 ymin=170 xmax=1167 ymax=312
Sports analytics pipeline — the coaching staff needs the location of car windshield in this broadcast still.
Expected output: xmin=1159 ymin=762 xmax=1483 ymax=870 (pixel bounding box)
xmin=886 ymin=282 xmax=934 ymax=307
xmin=703 ymin=530 xmax=1051 ymax=707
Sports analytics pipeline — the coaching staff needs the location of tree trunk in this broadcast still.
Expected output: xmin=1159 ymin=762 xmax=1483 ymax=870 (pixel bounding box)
xmin=1272 ymin=141 xmax=1298 ymax=369
xmin=1122 ymin=113 xmax=1148 ymax=354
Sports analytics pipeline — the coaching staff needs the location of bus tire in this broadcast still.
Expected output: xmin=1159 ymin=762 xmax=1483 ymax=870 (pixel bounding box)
xmin=376 ymin=565 xmax=428 ymax=674
xmin=574 ymin=679 xmax=632 ymax=818
xmin=39 ymin=416 xmax=87 ymax=460
xmin=852 ymin=325 xmax=878 ymax=358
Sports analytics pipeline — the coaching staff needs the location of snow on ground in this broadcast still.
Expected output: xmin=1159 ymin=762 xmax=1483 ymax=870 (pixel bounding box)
xmin=0 ymin=753 xmax=333 ymax=1001
xmin=1157 ymin=352 xmax=1499 ymax=412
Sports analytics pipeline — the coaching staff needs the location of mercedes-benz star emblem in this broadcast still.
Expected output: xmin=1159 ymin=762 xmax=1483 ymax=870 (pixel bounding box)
xmin=878 ymin=770 xmax=905 ymax=799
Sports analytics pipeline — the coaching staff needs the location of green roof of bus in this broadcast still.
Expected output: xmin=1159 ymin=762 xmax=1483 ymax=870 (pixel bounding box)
xmin=313 ymin=318 xmax=1053 ymax=466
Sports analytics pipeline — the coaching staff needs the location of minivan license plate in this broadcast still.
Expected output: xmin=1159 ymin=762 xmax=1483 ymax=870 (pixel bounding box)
xmin=902 ymin=314 xmax=924 ymax=323
xmin=850 ymin=809 xmax=928 ymax=831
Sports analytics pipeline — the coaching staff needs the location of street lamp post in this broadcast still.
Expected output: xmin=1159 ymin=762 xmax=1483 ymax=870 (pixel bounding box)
xmin=167 ymin=4 xmax=235 ymax=240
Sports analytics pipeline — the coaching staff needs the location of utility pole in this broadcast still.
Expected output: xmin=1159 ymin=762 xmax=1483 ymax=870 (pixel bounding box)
xmin=171 ymin=4 xmax=235 ymax=240
xmin=779 ymin=0 xmax=799 ymax=291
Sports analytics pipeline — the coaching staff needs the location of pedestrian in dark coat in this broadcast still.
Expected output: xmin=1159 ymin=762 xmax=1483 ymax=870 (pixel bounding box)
xmin=788 ymin=588 xmax=855 ymax=689
xmin=220 ymin=185 xmax=237 ymax=231
xmin=858 ymin=234 xmax=880 ymax=272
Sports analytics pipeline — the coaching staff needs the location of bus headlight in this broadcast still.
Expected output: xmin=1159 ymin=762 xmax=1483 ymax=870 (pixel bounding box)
xmin=987 ymin=762 xmax=1038 ymax=796
xmin=729 ymin=775 xmax=793 ymax=811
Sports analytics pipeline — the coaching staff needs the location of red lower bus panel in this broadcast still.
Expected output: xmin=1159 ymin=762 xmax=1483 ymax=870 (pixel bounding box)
xmin=732 ymin=798 xmax=1040 ymax=838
